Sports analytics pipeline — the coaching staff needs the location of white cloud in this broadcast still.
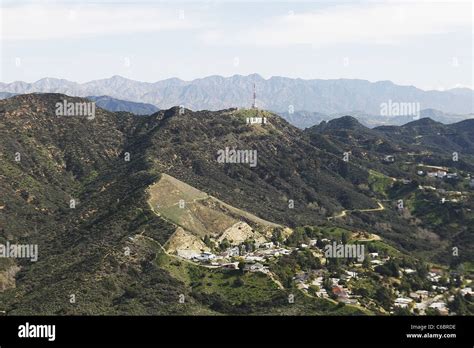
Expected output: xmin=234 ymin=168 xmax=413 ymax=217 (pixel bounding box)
xmin=205 ymin=2 xmax=472 ymax=46
xmin=1 ymin=3 xmax=203 ymax=41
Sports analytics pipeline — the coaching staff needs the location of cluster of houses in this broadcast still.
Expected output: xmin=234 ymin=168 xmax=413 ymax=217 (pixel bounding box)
xmin=393 ymin=292 xmax=450 ymax=315
xmin=293 ymin=252 xmax=392 ymax=305
xmin=416 ymin=167 xmax=463 ymax=181
xmin=385 ymin=154 xmax=474 ymax=192
xmin=392 ymin=269 xmax=473 ymax=315
xmin=177 ymin=241 xmax=292 ymax=273
xmin=176 ymin=233 xmax=473 ymax=316
xmin=293 ymin=268 xmax=366 ymax=305
xmin=290 ymin=248 xmax=473 ymax=315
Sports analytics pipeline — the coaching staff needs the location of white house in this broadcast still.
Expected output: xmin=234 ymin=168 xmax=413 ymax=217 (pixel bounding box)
xmin=429 ymin=302 xmax=448 ymax=314
xmin=244 ymin=263 xmax=266 ymax=273
xmin=195 ymin=251 xmax=216 ymax=261
xmin=394 ymin=297 xmax=413 ymax=308
xmin=261 ymin=242 xmax=274 ymax=249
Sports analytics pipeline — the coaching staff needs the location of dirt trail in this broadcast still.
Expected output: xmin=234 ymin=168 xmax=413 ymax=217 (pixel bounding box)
xmin=328 ymin=201 xmax=384 ymax=220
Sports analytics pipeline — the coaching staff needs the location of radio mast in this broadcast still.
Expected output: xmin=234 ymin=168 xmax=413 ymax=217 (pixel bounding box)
xmin=252 ymin=83 xmax=257 ymax=109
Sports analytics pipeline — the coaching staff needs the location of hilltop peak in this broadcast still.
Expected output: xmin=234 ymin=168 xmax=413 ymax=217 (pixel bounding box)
xmin=323 ymin=115 xmax=364 ymax=130
xmin=402 ymin=117 xmax=442 ymax=128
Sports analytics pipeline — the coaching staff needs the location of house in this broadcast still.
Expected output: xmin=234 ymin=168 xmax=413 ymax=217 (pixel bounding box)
xmin=446 ymin=173 xmax=458 ymax=179
xmin=202 ymin=251 xmax=216 ymax=259
xmin=384 ymin=155 xmax=395 ymax=163
xmin=245 ymin=255 xmax=264 ymax=262
xmin=309 ymin=239 xmax=318 ymax=247
xmin=300 ymin=243 xmax=309 ymax=249
xmin=428 ymin=272 xmax=441 ymax=282
xmin=401 ymin=268 xmax=416 ymax=275
xmin=415 ymin=302 xmax=428 ymax=313
xmin=221 ymin=246 xmax=240 ymax=258
xmin=429 ymin=302 xmax=448 ymax=315
xmin=332 ymin=286 xmax=348 ymax=299
xmin=244 ymin=263 xmax=266 ymax=272
xmin=296 ymin=283 xmax=309 ymax=290
xmin=370 ymin=260 xmax=383 ymax=265
xmin=368 ymin=252 xmax=379 ymax=258
xmin=260 ymin=242 xmax=274 ymax=249
xmin=394 ymin=297 xmax=413 ymax=308
xmin=461 ymin=287 xmax=473 ymax=296
xmin=194 ymin=251 xmax=216 ymax=261
xmin=278 ymin=248 xmax=291 ymax=255
xmin=316 ymin=289 xmax=329 ymax=298
xmin=415 ymin=290 xmax=429 ymax=299
xmin=345 ymin=270 xmax=358 ymax=279
xmin=221 ymin=262 xmax=239 ymax=270
xmin=312 ymin=277 xmax=324 ymax=286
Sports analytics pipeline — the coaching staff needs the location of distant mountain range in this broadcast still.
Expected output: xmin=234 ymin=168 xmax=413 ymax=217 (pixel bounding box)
xmin=281 ymin=108 xmax=474 ymax=129
xmin=1 ymin=75 xmax=472 ymax=120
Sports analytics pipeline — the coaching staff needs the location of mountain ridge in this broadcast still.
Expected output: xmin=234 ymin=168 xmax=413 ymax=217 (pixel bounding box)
xmin=1 ymin=75 xmax=472 ymax=116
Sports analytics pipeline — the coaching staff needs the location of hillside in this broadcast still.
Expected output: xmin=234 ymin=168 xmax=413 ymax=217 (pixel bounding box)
xmin=0 ymin=93 xmax=472 ymax=315
xmin=86 ymin=95 xmax=159 ymax=115
xmin=0 ymin=93 xmax=374 ymax=315
xmin=306 ymin=116 xmax=474 ymax=266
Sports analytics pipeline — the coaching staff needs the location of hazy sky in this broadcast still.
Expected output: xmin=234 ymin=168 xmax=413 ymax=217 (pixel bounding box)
xmin=1 ymin=0 xmax=472 ymax=90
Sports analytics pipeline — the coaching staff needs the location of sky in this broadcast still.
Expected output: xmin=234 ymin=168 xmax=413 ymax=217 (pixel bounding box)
xmin=1 ymin=0 xmax=472 ymax=91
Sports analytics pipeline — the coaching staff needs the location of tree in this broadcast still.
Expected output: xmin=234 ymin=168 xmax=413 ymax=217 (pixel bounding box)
xmin=238 ymin=261 xmax=246 ymax=274
xmin=233 ymin=277 xmax=244 ymax=287
xmin=192 ymin=159 xmax=205 ymax=175
xmin=375 ymin=260 xmax=399 ymax=278
xmin=393 ymin=307 xmax=412 ymax=316
xmin=219 ymin=239 xmax=230 ymax=251
xmin=203 ymin=235 xmax=212 ymax=248
xmin=341 ymin=231 xmax=349 ymax=244
xmin=375 ymin=287 xmax=392 ymax=309
xmin=327 ymin=257 xmax=341 ymax=274
xmin=449 ymin=293 xmax=468 ymax=315
xmin=271 ymin=228 xmax=284 ymax=244
xmin=415 ymin=263 xmax=428 ymax=278
xmin=362 ymin=255 xmax=371 ymax=269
